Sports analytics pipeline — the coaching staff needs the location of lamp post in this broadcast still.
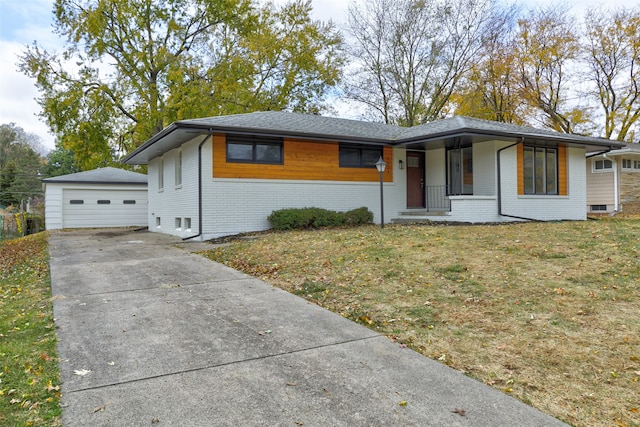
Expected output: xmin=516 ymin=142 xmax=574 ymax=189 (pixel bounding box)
xmin=375 ymin=156 xmax=387 ymax=228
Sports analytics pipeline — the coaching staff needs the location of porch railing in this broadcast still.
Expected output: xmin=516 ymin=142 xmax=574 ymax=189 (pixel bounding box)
xmin=426 ymin=185 xmax=451 ymax=211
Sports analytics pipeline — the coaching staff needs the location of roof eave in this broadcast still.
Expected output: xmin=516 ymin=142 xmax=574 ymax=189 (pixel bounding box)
xmin=123 ymin=121 xmax=394 ymax=165
xmin=396 ymin=128 xmax=625 ymax=151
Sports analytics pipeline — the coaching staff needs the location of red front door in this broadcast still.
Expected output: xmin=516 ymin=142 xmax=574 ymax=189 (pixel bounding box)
xmin=406 ymin=152 xmax=425 ymax=208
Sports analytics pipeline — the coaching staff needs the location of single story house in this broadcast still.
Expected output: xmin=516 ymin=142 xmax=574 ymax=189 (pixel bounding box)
xmin=586 ymin=143 xmax=640 ymax=214
xmin=123 ymin=112 xmax=623 ymax=241
xmin=43 ymin=167 xmax=148 ymax=229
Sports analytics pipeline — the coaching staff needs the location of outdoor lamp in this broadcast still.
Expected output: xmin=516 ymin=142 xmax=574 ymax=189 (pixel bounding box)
xmin=375 ymin=156 xmax=387 ymax=228
xmin=399 ymin=159 xmax=404 ymax=169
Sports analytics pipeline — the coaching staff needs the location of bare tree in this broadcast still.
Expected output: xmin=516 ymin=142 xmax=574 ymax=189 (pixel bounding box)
xmin=584 ymin=6 xmax=640 ymax=142
xmin=346 ymin=0 xmax=497 ymax=126
xmin=515 ymin=6 xmax=588 ymax=134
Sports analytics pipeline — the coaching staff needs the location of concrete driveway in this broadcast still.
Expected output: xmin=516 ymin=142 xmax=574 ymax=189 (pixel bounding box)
xmin=49 ymin=228 xmax=567 ymax=426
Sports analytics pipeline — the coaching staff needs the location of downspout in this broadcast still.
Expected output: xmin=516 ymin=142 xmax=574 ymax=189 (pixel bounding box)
xmin=604 ymin=153 xmax=619 ymax=213
xmin=183 ymin=129 xmax=213 ymax=241
xmin=497 ymin=138 xmax=541 ymax=222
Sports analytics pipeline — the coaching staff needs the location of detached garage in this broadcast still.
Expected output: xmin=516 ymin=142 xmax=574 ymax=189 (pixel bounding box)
xmin=43 ymin=167 xmax=148 ymax=230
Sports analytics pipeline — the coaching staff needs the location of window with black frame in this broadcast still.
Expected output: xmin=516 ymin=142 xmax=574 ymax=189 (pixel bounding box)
xmin=447 ymin=146 xmax=473 ymax=195
xmin=523 ymin=146 xmax=558 ymax=194
xmin=339 ymin=144 xmax=382 ymax=168
xmin=226 ymin=136 xmax=284 ymax=164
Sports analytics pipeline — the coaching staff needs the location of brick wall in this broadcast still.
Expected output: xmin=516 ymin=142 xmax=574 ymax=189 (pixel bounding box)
xmin=620 ymin=172 xmax=640 ymax=214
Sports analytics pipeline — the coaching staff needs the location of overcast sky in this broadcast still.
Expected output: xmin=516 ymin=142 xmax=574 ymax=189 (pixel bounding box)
xmin=0 ymin=0 xmax=636 ymax=150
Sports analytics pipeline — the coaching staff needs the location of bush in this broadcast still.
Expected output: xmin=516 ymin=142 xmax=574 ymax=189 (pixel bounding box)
xmin=343 ymin=207 xmax=374 ymax=225
xmin=268 ymin=207 xmax=373 ymax=230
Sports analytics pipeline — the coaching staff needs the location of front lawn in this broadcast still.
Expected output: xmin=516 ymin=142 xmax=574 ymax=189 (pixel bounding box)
xmin=0 ymin=233 xmax=61 ymax=426
xmin=202 ymin=219 xmax=640 ymax=427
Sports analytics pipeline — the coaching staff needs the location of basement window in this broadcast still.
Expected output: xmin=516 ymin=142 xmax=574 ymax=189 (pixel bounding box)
xmin=156 ymin=217 xmax=161 ymax=227
xmin=175 ymin=218 xmax=182 ymax=230
xmin=591 ymin=205 xmax=607 ymax=212
xmin=184 ymin=218 xmax=191 ymax=230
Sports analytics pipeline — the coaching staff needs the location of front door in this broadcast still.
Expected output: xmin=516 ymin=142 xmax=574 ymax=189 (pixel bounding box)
xmin=406 ymin=152 xmax=425 ymax=208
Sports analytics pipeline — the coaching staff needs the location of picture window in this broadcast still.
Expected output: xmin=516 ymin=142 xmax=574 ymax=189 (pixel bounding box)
xmin=524 ymin=146 xmax=558 ymax=195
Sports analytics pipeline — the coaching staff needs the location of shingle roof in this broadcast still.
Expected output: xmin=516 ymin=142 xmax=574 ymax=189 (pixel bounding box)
xmin=42 ymin=167 xmax=147 ymax=184
xmin=186 ymin=111 xmax=402 ymax=142
xmin=396 ymin=116 xmax=617 ymax=145
xmin=124 ymin=112 xmax=625 ymax=164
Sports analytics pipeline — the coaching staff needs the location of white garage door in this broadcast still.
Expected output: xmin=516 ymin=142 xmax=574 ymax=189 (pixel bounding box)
xmin=62 ymin=189 xmax=148 ymax=228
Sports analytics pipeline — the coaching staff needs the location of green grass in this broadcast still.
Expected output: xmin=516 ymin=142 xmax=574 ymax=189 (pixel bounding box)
xmin=0 ymin=233 xmax=61 ymax=426
xmin=201 ymin=219 xmax=640 ymax=427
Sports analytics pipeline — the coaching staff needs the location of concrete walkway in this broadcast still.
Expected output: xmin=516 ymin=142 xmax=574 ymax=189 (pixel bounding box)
xmin=49 ymin=229 xmax=567 ymax=426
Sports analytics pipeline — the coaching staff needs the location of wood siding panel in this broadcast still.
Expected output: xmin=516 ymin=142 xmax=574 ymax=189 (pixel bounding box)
xmin=558 ymin=145 xmax=567 ymax=195
xmin=517 ymin=144 xmax=524 ymax=195
xmin=212 ymin=135 xmax=393 ymax=182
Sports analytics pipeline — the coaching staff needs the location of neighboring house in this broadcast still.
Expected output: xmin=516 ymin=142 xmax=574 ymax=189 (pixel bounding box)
xmin=123 ymin=112 xmax=623 ymax=240
xmin=42 ymin=167 xmax=148 ymax=229
xmin=586 ymin=143 xmax=640 ymax=214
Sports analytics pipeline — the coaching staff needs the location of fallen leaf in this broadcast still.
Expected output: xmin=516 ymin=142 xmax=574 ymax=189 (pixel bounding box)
xmin=452 ymin=408 xmax=466 ymax=416
xmin=286 ymin=382 xmax=297 ymax=387
xmin=91 ymin=405 xmax=105 ymax=413
xmin=398 ymin=401 xmax=407 ymax=406
xmin=73 ymin=369 xmax=91 ymax=376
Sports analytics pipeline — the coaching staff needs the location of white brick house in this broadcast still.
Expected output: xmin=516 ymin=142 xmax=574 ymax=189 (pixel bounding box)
xmin=123 ymin=112 xmax=623 ymax=240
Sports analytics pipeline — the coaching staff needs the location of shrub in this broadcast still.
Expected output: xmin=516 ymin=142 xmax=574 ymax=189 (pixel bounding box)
xmin=268 ymin=207 xmax=373 ymax=230
xmin=343 ymin=207 xmax=374 ymax=225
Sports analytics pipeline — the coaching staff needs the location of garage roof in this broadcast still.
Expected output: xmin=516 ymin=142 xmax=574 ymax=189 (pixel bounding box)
xmin=43 ymin=167 xmax=147 ymax=185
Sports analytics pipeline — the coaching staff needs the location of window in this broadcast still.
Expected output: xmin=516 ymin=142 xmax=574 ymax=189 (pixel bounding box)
xmin=339 ymin=144 xmax=383 ymax=168
xmin=175 ymin=150 xmax=182 ymax=187
xmin=591 ymin=205 xmax=607 ymax=212
xmin=624 ymin=159 xmax=640 ymax=171
xmin=447 ymin=147 xmax=473 ymax=195
xmin=97 ymin=200 xmax=111 ymax=204
xmin=227 ymin=136 xmax=283 ymax=164
xmin=175 ymin=217 xmax=182 ymax=229
xmin=184 ymin=218 xmax=191 ymax=230
xmin=123 ymin=200 xmax=136 ymax=204
xmin=594 ymin=159 xmax=613 ymax=171
xmin=156 ymin=217 xmax=161 ymax=227
xmin=69 ymin=200 xmax=84 ymax=204
xmin=158 ymin=157 xmax=164 ymax=191
xmin=524 ymin=146 xmax=558 ymax=194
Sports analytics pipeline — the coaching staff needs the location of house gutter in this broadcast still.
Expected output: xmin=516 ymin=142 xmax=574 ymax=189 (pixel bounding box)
xmin=183 ymin=130 xmax=213 ymax=241
xmin=496 ymin=138 xmax=542 ymax=222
